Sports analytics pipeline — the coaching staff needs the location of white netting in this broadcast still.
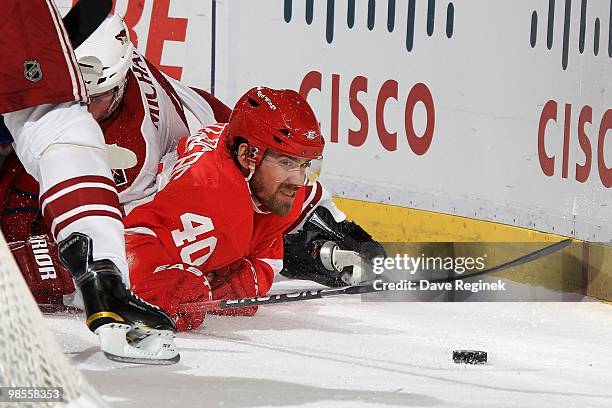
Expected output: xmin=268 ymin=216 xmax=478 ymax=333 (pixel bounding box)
xmin=0 ymin=232 xmax=107 ymax=407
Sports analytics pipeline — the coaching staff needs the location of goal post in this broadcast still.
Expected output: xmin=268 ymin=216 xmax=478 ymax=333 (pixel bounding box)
xmin=0 ymin=231 xmax=107 ymax=407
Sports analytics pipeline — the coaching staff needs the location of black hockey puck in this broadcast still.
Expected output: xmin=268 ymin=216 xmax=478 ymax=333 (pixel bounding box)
xmin=453 ymin=350 xmax=487 ymax=364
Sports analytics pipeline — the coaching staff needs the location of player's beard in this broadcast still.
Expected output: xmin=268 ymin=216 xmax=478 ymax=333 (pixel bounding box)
xmin=249 ymin=172 xmax=299 ymax=216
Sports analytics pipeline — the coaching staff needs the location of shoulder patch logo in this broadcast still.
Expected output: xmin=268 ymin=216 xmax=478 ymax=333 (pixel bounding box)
xmin=112 ymin=168 xmax=128 ymax=187
xmin=23 ymin=60 xmax=42 ymax=83
xmin=115 ymin=29 xmax=128 ymax=45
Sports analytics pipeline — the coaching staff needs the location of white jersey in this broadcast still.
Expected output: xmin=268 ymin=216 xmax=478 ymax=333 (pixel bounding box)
xmin=101 ymin=50 xmax=217 ymax=213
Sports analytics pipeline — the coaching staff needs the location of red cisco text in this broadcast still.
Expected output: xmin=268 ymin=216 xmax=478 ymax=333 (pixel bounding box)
xmin=538 ymin=101 xmax=612 ymax=187
xmin=72 ymin=0 xmax=187 ymax=80
xmin=299 ymin=71 xmax=435 ymax=155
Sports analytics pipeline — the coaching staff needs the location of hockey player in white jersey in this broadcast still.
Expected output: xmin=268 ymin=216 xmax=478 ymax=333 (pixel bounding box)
xmin=1 ymin=13 xmax=385 ymax=317
xmin=79 ymin=15 xmax=386 ymax=287
xmin=69 ymin=13 xmax=386 ymax=286
xmin=75 ymin=14 xmax=228 ymax=213
xmin=0 ymin=14 xmax=228 ymax=242
xmin=0 ymin=1 xmax=177 ymax=364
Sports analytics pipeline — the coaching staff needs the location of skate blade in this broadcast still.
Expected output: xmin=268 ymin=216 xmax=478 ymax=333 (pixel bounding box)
xmin=95 ymin=323 xmax=180 ymax=365
xmin=103 ymin=351 xmax=180 ymax=365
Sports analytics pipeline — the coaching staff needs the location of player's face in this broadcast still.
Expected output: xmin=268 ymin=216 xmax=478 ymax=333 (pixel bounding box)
xmin=88 ymin=80 xmax=126 ymax=122
xmin=250 ymin=150 xmax=311 ymax=216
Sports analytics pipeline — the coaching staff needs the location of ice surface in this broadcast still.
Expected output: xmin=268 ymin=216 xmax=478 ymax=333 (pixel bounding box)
xmin=47 ymin=280 xmax=612 ymax=407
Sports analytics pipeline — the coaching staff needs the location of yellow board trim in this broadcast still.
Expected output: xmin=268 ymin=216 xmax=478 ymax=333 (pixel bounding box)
xmin=333 ymin=197 xmax=612 ymax=301
xmin=333 ymin=197 xmax=565 ymax=242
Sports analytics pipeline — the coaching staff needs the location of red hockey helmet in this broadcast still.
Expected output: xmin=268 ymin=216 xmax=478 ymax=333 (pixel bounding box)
xmin=226 ymin=87 xmax=325 ymax=165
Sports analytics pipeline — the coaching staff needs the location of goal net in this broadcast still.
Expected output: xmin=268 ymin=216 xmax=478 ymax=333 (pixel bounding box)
xmin=0 ymin=231 xmax=107 ymax=407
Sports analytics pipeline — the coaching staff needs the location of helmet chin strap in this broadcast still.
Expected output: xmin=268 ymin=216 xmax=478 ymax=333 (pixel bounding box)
xmin=245 ymin=163 xmax=270 ymax=214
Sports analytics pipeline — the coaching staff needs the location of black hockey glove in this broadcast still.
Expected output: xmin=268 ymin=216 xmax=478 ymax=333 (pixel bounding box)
xmin=281 ymin=206 xmax=386 ymax=287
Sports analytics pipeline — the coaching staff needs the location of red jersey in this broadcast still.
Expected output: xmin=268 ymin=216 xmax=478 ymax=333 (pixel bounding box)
xmin=124 ymin=124 xmax=304 ymax=297
xmin=0 ymin=0 xmax=87 ymax=113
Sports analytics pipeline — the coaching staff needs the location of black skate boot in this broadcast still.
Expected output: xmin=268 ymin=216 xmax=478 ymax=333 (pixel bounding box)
xmin=58 ymin=232 xmax=180 ymax=364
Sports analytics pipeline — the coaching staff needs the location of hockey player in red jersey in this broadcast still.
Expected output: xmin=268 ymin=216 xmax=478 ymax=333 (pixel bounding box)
xmin=123 ymin=87 xmax=325 ymax=330
xmin=0 ymin=0 xmax=178 ymax=363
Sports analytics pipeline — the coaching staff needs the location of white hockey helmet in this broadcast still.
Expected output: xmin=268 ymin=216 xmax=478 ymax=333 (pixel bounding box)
xmin=75 ymin=14 xmax=133 ymax=95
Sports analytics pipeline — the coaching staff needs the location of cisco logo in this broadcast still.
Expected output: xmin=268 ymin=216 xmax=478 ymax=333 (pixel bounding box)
xmin=283 ymin=0 xmax=455 ymax=51
xmin=530 ymin=0 xmax=612 ymax=69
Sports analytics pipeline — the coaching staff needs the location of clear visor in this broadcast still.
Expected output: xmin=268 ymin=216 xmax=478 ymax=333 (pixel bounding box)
xmin=262 ymin=151 xmax=324 ymax=186
xmin=88 ymin=78 xmax=127 ymax=121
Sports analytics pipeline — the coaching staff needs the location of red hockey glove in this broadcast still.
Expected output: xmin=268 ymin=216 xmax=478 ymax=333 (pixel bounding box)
xmin=8 ymin=235 xmax=76 ymax=305
xmin=209 ymin=258 xmax=264 ymax=316
xmin=131 ymin=263 xmax=212 ymax=331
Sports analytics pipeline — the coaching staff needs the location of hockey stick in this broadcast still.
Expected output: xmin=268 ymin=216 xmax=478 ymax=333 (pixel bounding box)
xmin=180 ymin=239 xmax=572 ymax=313
xmin=62 ymin=0 xmax=113 ymax=49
